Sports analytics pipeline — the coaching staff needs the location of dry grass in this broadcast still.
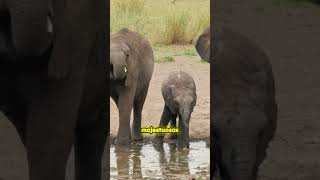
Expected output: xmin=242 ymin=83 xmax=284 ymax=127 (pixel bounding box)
xmin=110 ymin=0 xmax=210 ymax=45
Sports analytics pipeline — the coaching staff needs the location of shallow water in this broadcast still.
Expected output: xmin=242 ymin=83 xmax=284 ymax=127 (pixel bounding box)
xmin=110 ymin=141 xmax=210 ymax=179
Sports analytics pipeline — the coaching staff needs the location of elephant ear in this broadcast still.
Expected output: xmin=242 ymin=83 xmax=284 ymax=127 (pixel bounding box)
xmin=167 ymin=85 xmax=177 ymax=114
xmin=195 ymin=27 xmax=210 ymax=63
xmin=124 ymin=45 xmax=136 ymax=87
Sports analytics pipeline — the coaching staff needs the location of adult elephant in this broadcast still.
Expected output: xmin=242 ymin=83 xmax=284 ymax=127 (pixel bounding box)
xmin=212 ymin=26 xmax=277 ymax=180
xmin=195 ymin=27 xmax=210 ymax=63
xmin=0 ymin=0 xmax=108 ymax=180
xmin=110 ymin=28 xmax=154 ymax=144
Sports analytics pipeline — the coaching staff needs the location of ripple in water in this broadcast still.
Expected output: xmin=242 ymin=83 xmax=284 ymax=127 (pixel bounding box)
xmin=110 ymin=141 xmax=210 ymax=179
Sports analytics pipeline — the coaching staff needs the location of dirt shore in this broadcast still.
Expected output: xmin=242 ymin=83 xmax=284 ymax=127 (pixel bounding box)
xmin=216 ymin=0 xmax=320 ymax=179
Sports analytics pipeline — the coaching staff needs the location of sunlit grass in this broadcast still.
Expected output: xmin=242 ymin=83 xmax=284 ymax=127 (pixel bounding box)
xmin=110 ymin=0 xmax=210 ymax=45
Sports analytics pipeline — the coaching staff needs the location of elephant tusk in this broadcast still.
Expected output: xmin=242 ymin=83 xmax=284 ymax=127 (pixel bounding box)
xmin=124 ymin=66 xmax=127 ymax=73
xmin=47 ymin=16 xmax=53 ymax=34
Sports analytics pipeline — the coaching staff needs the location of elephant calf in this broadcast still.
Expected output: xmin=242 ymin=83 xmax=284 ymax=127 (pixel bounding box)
xmin=212 ymin=26 xmax=277 ymax=180
xmin=154 ymin=71 xmax=197 ymax=149
xmin=110 ymin=28 xmax=154 ymax=144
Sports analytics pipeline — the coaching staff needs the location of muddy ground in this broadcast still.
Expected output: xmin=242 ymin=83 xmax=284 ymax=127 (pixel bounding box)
xmin=110 ymin=50 xmax=210 ymax=143
xmin=215 ymin=0 xmax=320 ymax=179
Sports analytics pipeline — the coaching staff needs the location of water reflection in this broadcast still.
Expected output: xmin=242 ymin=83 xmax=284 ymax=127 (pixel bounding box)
xmin=153 ymin=142 xmax=191 ymax=179
xmin=110 ymin=141 xmax=210 ymax=179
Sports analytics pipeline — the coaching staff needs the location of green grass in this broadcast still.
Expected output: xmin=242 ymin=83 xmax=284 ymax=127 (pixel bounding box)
xmin=182 ymin=49 xmax=197 ymax=56
xmin=111 ymin=0 xmax=210 ymax=45
xmin=155 ymin=55 xmax=175 ymax=63
xmin=153 ymin=45 xmax=199 ymax=61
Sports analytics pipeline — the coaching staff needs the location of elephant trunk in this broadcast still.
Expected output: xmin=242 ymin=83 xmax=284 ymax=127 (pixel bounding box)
xmin=231 ymin=134 xmax=256 ymax=180
xmin=8 ymin=0 xmax=51 ymax=57
xmin=181 ymin=110 xmax=190 ymax=129
xmin=110 ymin=63 xmax=127 ymax=80
xmin=178 ymin=107 xmax=191 ymax=148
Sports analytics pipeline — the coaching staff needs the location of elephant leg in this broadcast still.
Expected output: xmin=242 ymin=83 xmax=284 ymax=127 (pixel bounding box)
xmin=24 ymin=73 xmax=84 ymax=180
xmin=75 ymin=106 xmax=107 ymax=180
xmin=153 ymin=105 xmax=174 ymax=143
xmin=168 ymin=114 xmax=178 ymax=139
xmin=2 ymin=88 xmax=27 ymax=145
xmin=26 ymin=102 xmax=77 ymax=180
xmin=116 ymin=88 xmax=136 ymax=144
xmin=6 ymin=103 xmax=27 ymax=146
xmin=132 ymin=89 xmax=149 ymax=141
xmin=111 ymin=94 xmax=119 ymax=107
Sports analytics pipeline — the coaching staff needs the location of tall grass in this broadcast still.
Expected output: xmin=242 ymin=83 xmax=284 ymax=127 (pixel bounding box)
xmin=110 ymin=0 xmax=210 ymax=45
xmin=110 ymin=0 xmax=147 ymax=34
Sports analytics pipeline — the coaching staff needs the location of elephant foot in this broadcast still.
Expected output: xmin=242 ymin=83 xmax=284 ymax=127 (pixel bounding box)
xmin=168 ymin=133 xmax=178 ymax=139
xmin=115 ymin=136 xmax=131 ymax=145
xmin=177 ymin=142 xmax=189 ymax=149
xmin=153 ymin=135 xmax=164 ymax=144
xmin=177 ymin=138 xmax=189 ymax=149
xmin=132 ymin=131 xmax=143 ymax=141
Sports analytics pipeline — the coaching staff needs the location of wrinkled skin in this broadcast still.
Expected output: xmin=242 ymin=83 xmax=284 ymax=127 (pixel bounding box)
xmin=110 ymin=28 xmax=154 ymax=144
xmin=0 ymin=0 xmax=108 ymax=179
xmin=212 ymin=26 xmax=277 ymax=180
xmin=154 ymin=71 xmax=197 ymax=149
xmin=195 ymin=27 xmax=210 ymax=63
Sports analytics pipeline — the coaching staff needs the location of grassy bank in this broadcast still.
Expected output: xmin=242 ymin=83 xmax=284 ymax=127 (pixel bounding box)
xmin=110 ymin=0 xmax=210 ymax=45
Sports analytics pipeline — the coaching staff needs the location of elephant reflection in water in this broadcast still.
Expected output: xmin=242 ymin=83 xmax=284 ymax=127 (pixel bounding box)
xmin=114 ymin=144 xmax=143 ymax=179
xmin=153 ymin=143 xmax=191 ymax=178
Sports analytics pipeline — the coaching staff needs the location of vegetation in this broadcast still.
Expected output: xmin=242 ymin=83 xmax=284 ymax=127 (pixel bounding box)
xmin=155 ymin=55 xmax=175 ymax=63
xmin=111 ymin=0 xmax=210 ymax=45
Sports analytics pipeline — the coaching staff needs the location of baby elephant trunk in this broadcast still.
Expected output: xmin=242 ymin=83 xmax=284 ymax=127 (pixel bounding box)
xmin=177 ymin=108 xmax=191 ymax=149
xmin=180 ymin=109 xmax=190 ymax=128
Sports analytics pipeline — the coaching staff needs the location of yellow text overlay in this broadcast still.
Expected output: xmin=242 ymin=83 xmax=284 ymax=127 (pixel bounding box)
xmin=140 ymin=126 xmax=179 ymax=134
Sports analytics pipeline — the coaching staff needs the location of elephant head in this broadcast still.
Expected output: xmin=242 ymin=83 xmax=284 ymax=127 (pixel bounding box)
xmin=0 ymin=0 xmax=99 ymax=79
xmin=195 ymin=27 xmax=210 ymax=63
xmin=169 ymin=83 xmax=197 ymax=148
xmin=1 ymin=0 xmax=53 ymax=57
xmin=110 ymin=39 xmax=135 ymax=87
xmin=214 ymin=109 xmax=267 ymax=180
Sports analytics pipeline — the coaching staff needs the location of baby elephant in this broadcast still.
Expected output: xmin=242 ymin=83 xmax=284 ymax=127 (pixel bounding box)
xmin=154 ymin=71 xmax=197 ymax=149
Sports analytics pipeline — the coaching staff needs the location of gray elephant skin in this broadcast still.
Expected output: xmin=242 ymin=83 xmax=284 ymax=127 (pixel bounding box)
xmin=154 ymin=71 xmax=197 ymax=149
xmin=212 ymin=27 xmax=277 ymax=180
xmin=0 ymin=0 xmax=108 ymax=180
xmin=0 ymin=0 xmax=92 ymax=79
xmin=110 ymin=28 xmax=154 ymax=144
xmin=195 ymin=27 xmax=210 ymax=63
xmin=0 ymin=0 xmax=52 ymax=57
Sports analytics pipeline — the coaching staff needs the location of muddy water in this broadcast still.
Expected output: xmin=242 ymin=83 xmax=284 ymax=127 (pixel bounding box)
xmin=110 ymin=141 xmax=210 ymax=179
